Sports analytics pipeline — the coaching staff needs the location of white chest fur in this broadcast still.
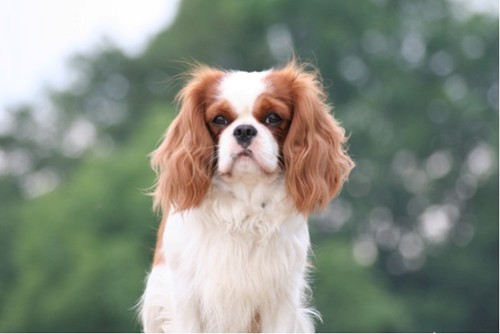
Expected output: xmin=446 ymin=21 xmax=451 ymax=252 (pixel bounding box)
xmin=142 ymin=177 xmax=315 ymax=332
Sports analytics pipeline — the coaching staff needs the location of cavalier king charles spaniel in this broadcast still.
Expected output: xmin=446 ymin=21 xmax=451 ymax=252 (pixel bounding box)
xmin=139 ymin=61 xmax=354 ymax=332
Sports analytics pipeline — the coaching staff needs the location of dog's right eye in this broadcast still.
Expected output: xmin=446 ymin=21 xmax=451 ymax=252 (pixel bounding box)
xmin=212 ymin=115 xmax=229 ymax=127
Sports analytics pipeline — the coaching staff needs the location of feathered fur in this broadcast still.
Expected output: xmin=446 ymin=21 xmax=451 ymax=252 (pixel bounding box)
xmin=140 ymin=61 xmax=354 ymax=332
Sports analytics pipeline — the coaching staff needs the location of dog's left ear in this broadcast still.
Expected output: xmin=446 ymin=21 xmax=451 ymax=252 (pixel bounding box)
xmin=280 ymin=63 xmax=355 ymax=214
xmin=151 ymin=67 xmax=224 ymax=214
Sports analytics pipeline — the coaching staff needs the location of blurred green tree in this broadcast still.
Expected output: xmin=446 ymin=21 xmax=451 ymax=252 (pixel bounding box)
xmin=0 ymin=106 xmax=171 ymax=331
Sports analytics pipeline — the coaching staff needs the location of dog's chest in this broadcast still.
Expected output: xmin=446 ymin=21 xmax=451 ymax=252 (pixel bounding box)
xmin=191 ymin=198 xmax=303 ymax=293
xmin=188 ymin=211 xmax=307 ymax=332
xmin=164 ymin=181 xmax=309 ymax=331
xmin=198 ymin=229 xmax=284 ymax=295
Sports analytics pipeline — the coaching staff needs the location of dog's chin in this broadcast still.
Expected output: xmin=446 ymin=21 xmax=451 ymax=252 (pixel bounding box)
xmin=218 ymin=150 xmax=279 ymax=183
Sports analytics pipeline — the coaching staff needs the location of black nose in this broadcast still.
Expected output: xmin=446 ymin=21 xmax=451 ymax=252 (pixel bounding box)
xmin=233 ymin=125 xmax=257 ymax=148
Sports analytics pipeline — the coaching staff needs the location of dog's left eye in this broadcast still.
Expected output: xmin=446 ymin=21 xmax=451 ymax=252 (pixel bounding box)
xmin=212 ymin=115 xmax=229 ymax=127
xmin=264 ymin=113 xmax=282 ymax=126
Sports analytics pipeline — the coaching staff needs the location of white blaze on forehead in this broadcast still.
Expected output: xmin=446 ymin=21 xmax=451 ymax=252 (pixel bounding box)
xmin=216 ymin=69 xmax=280 ymax=178
xmin=218 ymin=70 xmax=270 ymax=115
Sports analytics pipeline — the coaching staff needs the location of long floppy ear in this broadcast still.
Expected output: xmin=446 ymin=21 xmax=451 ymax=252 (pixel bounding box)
xmin=281 ymin=62 xmax=354 ymax=214
xmin=151 ymin=67 xmax=224 ymax=214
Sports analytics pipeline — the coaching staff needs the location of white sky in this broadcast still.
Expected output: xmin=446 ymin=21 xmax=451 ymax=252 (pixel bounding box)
xmin=0 ymin=0 xmax=180 ymax=112
xmin=0 ymin=0 xmax=496 ymax=115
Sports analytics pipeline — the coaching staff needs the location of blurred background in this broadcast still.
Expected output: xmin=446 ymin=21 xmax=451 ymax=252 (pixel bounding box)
xmin=0 ymin=0 xmax=498 ymax=332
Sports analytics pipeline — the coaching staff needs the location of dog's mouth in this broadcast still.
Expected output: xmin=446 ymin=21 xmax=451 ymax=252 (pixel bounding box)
xmin=235 ymin=149 xmax=254 ymax=159
xmin=221 ymin=149 xmax=262 ymax=175
xmin=218 ymin=148 xmax=278 ymax=180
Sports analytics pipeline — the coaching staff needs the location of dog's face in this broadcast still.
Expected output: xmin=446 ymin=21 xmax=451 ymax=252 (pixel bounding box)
xmin=208 ymin=70 xmax=289 ymax=179
xmin=151 ymin=62 xmax=354 ymax=214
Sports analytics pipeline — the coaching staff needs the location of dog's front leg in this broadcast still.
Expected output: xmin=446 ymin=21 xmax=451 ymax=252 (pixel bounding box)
xmin=169 ymin=279 xmax=203 ymax=332
xmin=261 ymin=303 xmax=314 ymax=332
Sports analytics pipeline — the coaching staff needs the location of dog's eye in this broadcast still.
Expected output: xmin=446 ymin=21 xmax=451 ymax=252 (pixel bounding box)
xmin=212 ymin=115 xmax=229 ymax=127
xmin=264 ymin=113 xmax=282 ymax=126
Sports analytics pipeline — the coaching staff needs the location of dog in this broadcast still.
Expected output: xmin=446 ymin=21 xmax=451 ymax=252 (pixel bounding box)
xmin=139 ymin=61 xmax=354 ymax=332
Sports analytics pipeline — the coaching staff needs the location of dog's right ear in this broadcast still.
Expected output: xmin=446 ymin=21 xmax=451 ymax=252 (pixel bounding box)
xmin=278 ymin=62 xmax=354 ymax=213
xmin=151 ymin=67 xmax=224 ymax=214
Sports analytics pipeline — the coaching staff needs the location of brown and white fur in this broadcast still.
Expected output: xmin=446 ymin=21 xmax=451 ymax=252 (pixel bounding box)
xmin=139 ymin=61 xmax=354 ymax=332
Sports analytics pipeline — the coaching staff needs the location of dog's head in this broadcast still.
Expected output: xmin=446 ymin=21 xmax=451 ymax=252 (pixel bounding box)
xmin=151 ymin=61 xmax=354 ymax=214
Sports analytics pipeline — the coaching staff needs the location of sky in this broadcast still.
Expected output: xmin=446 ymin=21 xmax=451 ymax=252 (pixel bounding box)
xmin=0 ymin=0 xmax=496 ymax=115
xmin=0 ymin=0 xmax=180 ymax=112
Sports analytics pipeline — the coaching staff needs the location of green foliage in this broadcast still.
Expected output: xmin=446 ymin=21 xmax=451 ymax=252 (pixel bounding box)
xmin=0 ymin=0 xmax=497 ymax=332
xmin=314 ymin=240 xmax=410 ymax=332
xmin=0 ymin=106 xmax=173 ymax=331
